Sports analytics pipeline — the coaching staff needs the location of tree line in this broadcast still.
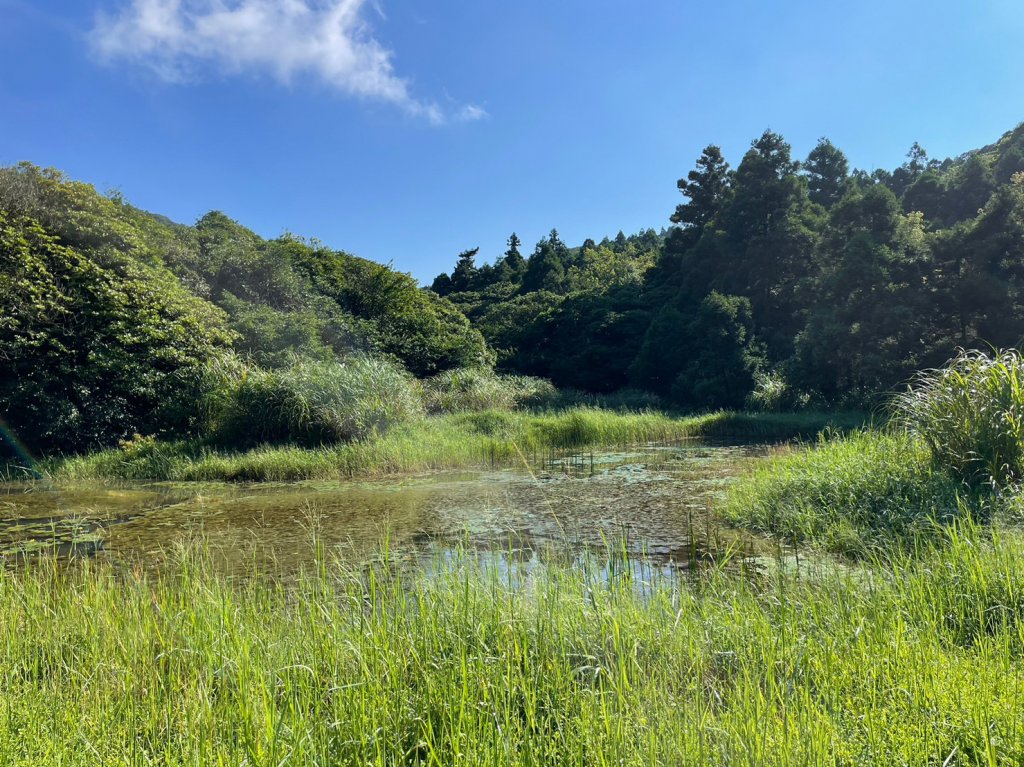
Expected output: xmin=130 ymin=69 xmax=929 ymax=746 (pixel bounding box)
xmin=4 ymin=122 xmax=1024 ymax=456
xmin=431 ymin=123 xmax=1024 ymax=409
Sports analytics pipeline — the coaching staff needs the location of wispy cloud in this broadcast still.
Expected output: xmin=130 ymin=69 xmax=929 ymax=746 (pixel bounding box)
xmin=90 ymin=0 xmax=485 ymax=124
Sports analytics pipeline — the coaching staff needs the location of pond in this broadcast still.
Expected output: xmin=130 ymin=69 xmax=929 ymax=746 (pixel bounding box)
xmin=0 ymin=442 xmax=777 ymax=574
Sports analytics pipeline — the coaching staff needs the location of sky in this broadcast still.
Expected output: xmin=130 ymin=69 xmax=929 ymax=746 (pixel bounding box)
xmin=2 ymin=0 xmax=1023 ymax=284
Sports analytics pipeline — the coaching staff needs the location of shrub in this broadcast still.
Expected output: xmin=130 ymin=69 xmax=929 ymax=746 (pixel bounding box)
xmin=744 ymin=370 xmax=814 ymax=412
xmin=200 ymin=354 xmax=423 ymax=447
xmin=420 ymin=368 xmax=556 ymax=414
xmin=0 ymin=211 xmax=233 ymax=454
xmin=894 ymin=348 xmax=1024 ymax=487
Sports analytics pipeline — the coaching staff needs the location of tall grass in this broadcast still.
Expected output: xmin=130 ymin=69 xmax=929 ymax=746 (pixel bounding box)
xmin=2 ymin=527 xmax=1024 ymax=765
xmin=724 ymin=350 xmax=1024 ymax=552
xmin=721 ymin=430 xmax=976 ymax=557
xmin=37 ymin=409 xmax=862 ymax=483
xmin=725 ymin=350 xmax=1024 ymax=556
xmin=420 ymin=367 xmax=557 ymax=413
xmin=895 ymin=348 xmax=1024 ymax=487
xmin=199 ymin=353 xmax=423 ymax=447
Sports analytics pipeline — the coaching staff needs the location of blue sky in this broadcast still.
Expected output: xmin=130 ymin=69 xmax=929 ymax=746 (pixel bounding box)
xmin=2 ymin=0 xmax=1023 ymax=283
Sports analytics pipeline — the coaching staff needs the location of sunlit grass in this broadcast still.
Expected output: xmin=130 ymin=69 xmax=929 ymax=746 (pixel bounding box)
xmin=1 ymin=525 xmax=1023 ymax=765
xmin=895 ymin=348 xmax=1024 ymax=487
xmin=23 ymin=409 xmax=862 ymax=483
xmin=725 ymin=351 xmax=1024 ymax=557
xmin=717 ymin=429 xmax=1008 ymax=557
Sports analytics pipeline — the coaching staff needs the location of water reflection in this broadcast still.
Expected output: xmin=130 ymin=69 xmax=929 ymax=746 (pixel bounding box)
xmin=0 ymin=442 xmax=771 ymax=574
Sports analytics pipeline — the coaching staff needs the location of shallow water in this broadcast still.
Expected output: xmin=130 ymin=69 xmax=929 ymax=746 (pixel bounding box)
xmin=0 ymin=442 xmax=773 ymax=573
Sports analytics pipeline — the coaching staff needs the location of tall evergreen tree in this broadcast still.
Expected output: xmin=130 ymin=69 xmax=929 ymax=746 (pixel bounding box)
xmin=794 ymin=185 xmax=933 ymax=399
xmin=449 ymin=247 xmax=480 ymax=292
xmin=494 ymin=233 xmax=526 ymax=283
xmin=804 ymin=138 xmax=850 ymax=208
xmin=670 ymin=145 xmax=732 ymax=229
xmin=718 ymin=130 xmax=822 ymax=356
xmin=521 ymin=230 xmax=568 ymax=293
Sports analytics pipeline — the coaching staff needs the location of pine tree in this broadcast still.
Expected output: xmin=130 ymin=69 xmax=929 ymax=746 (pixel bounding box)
xmin=521 ymin=230 xmax=567 ymax=293
xmin=671 ymin=145 xmax=732 ymax=229
xmin=804 ymin=138 xmax=850 ymax=208
xmin=449 ymin=247 xmax=480 ymax=292
xmin=495 ymin=232 xmax=526 ymax=283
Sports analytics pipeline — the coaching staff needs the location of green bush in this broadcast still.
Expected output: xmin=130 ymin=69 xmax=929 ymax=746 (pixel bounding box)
xmin=894 ymin=348 xmax=1024 ymax=487
xmin=200 ymin=354 xmax=423 ymax=447
xmin=744 ymin=370 xmax=814 ymax=412
xmin=420 ymin=368 xmax=556 ymax=414
xmin=0 ymin=211 xmax=233 ymax=454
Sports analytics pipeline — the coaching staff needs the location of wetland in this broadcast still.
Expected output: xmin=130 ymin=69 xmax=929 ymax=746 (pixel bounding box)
xmin=0 ymin=441 xmax=773 ymax=573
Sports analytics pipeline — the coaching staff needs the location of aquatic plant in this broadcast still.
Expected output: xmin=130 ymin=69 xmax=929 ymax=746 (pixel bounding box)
xmin=720 ymin=430 xmax=980 ymax=557
xmin=40 ymin=410 xmax=863 ymax=483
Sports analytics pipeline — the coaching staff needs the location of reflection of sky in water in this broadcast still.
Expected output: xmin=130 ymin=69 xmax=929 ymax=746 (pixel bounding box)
xmin=0 ymin=443 xmax=771 ymax=573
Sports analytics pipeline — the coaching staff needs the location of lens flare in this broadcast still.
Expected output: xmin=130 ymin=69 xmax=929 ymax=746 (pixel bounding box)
xmin=0 ymin=416 xmax=41 ymax=478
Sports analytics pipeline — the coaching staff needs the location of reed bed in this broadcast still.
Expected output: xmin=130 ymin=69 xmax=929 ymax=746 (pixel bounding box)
xmin=25 ymin=409 xmax=860 ymax=483
xmin=895 ymin=348 xmax=1024 ymax=487
xmin=725 ymin=351 xmax=1024 ymax=557
xmin=1 ymin=525 xmax=1023 ymax=765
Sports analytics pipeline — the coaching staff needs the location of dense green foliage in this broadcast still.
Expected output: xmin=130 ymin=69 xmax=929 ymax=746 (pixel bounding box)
xmin=0 ymin=206 xmax=234 ymax=454
xmin=6 ymin=123 xmax=1024 ymax=456
xmin=434 ymin=124 xmax=1024 ymax=408
xmin=198 ymin=354 xmax=424 ymax=447
xmin=0 ymin=164 xmax=486 ymax=455
xmin=420 ymin=367 xmax=557 ymax=414
xmin=4 ymin=527 xmax=1024 ymax=765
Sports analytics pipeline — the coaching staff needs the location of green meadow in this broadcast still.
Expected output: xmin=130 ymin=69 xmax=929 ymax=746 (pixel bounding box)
xmin=2 ymin=523 xmax=1023 ymax=765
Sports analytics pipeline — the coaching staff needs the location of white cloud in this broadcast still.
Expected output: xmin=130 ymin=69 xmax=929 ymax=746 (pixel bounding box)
xmin=455 ymin=104 xmax=488 ymax=123
xmin=90 ymin=0 xmax=485 ymax=124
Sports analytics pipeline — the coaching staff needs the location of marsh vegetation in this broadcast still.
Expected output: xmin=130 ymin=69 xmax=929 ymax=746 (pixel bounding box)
xmin=5 ymin=126 xmax=1024 ymax=764
xmin=5 ymin=351 xmax=1024 ymax=764
xmin=3 ymin=523 xmax=1024 ymax=765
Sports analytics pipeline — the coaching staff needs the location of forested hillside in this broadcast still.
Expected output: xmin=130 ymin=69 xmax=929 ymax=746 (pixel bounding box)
xmin=433 ymin=123 xmax=1024 ymax=408
xmin=4 ymin=123 xmax=1024 ymax=456
xmin=0 ymin=164 xmax=487 ymax=454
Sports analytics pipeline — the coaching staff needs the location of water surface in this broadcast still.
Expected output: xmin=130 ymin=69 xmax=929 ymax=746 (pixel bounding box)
xmin=0 ymin=442 xmax=773 ymax=573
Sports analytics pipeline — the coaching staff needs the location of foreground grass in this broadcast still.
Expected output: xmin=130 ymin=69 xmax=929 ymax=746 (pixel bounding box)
xmin=21 ymin=408 xmax=862 ymax=483
xmin=2 ymin=526 xmax=1024 ymax=765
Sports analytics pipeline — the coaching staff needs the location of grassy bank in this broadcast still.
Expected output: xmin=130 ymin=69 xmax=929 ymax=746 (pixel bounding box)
xmin=16 ymin=408 xmax=862 ymax=483
xmin=2 ymin=527 xmax=1024 ymax=765
xmin=723 ymin=351 xmax=1024 ymax=557
xmin=720 ymin=430 xmax=983 ymax=556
